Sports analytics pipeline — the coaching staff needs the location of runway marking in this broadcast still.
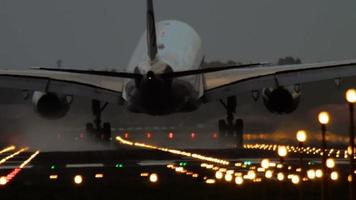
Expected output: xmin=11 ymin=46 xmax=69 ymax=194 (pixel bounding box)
xmin=0 ymin=148 xmax=28 ymax=166
xmin=0 ymin=146 xmax=16 ymax=154
xmin=65 ymin=163 xmax=104 ymax=168
xmin=116 ymin=136 xmax=229 ymax=165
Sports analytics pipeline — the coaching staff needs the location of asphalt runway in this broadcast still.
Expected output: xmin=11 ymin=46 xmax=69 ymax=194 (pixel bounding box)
xmin=0 ymin=141 xmax=354 ymax=200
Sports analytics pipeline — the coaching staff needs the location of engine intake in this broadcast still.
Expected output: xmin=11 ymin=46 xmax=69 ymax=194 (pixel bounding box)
xmin=32 ymin=91 xmax=71 ymax=119
xmin=262 ymin=86 xmax=301 ymax=114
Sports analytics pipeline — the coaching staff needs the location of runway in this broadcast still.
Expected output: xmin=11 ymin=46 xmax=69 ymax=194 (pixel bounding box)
xmin=0 ymin=140 xmax=355 ymax=200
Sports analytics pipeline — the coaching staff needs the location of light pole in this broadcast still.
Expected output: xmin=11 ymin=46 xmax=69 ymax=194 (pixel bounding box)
xmin=296 ymin=130 xmax=307 ymax=200
xmin=345 ymin=89 xmax=356 ymax=200
xmin=318 ymin=111 xmax=330 ymax=200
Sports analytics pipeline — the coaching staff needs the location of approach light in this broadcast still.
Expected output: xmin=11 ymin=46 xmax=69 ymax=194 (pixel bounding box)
xmin=318 ymin=112 xmax=330 ymax=125
xmin=346 ymin=89 xmax=356 ymax=103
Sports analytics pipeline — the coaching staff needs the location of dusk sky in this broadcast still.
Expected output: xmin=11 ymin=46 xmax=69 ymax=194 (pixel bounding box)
xmin=0 ymin=0 xmax=356 ymax=68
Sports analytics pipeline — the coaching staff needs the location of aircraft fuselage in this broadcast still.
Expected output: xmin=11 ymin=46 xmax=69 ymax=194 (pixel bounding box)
xmin=123 ymin=20 xmax=204 ymax=115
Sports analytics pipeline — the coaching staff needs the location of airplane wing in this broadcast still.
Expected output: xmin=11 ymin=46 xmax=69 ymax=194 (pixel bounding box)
xmin=0 ymin=68 xmax=128 ymax=103
xmin=203 ymin=59 xmax=356 ymax=102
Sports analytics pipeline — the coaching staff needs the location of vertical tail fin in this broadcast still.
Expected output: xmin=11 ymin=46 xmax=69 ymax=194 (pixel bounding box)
xmin=147 ymin=0 xmax=158 ymax=62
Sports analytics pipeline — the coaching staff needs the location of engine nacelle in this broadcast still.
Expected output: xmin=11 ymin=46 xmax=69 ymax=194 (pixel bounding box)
xmin=262 ymin=86 xmax=301 ymax=114
xmin=32 ymin=91 xmax=72 ymax=119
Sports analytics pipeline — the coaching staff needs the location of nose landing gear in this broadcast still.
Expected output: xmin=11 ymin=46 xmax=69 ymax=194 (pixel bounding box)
xmin=85 ymin=100 xmax=112 ymax=142
xmin=218 ymin=96 xmax=244 ymax=148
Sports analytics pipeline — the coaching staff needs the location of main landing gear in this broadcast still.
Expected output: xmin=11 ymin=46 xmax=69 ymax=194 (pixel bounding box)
xmin=218 ymin=96 xmax=244 ymax=148
xmin=85 ymin=100 xmax=112 ymax=142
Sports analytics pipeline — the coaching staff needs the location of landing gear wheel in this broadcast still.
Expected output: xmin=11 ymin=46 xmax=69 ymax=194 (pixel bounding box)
xmin=218 ymin=119 xmax=227 ymax=137
xmin=102 ymin=122 xmax=112 ymax=142
xmin=234 ymin=119 xmax=244 ymax=148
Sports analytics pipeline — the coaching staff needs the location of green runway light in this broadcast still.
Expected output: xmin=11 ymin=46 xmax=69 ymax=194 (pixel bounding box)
xmin=115 ymin=163 xmax=124 ymax=168
xmin=50 ymin=165 xmax=56 ymax=170
xmin=179 ymin=162 xmax=187 ymax=167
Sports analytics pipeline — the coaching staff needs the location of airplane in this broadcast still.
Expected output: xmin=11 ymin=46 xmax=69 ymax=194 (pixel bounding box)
xmin=1 ymin=0 xmax=356 ymax=147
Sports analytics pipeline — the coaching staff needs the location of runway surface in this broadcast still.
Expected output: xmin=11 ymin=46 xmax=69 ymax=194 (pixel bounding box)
xmin=0 ymin=138 xmax=355 ymax=200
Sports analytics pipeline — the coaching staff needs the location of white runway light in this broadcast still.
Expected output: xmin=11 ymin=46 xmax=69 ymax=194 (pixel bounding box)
xmin=74 ymin=175 xmax=83 ymax=185
xmin=149 ymin=173 xmax=158 ymax=183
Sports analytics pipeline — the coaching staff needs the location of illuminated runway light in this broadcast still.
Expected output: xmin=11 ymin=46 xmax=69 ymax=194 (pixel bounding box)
xmin=291 ymin=175 xmax=300 ymax=185
xmin=277 ymin=172 xmax=285 ymax=181
xmin=74 ymin=175 xmax=83 ymax=185
xmin=0 ymin=146 xmax=16 ymax=154
xmin=95 ymin=173 xmax=104 ymax=179
xmin=146 ymin=132 xmax=152 ymax=139
xmin=0 ymin=176 xmax=7 ymax=185
xmin=205 ymin=179 xmax=216 ymax=184
xmin=215 ymin=171 xmax=223 ymax=180
xmin=315 ymin=169 xmax=323 ymax=178
xmin=192 ymin=174 xmax=199 ymax=178
xmin=265 ymin=170 xmax=273 ymax=179
xmin=224 ymin=173 xmax=233 ymax=182
xmin=168 ymin=132 xmax=174 ymax=140
xmin=140 ymin=173 xmax=149 ymax=177
xmin=149 ymin=173 xmax=158 ymax=183
xmin=49 ymin=175 xmax=58 ymax=180
xmin=124 ymin=132 xmax=129 ymax=139
xmin=115 ymin=163 xmax=124 ymax=168
xmin=191 ymin=132 xmax=196 ymax=139
xmin=307 ymin=169 xmax=316 ymax=180
xmin=330 ymin=171 xmax=338 ymax=181
xmin=261 ymin=159 xmax=270 ymax=169
xmin=348 ymin=175 xmax=353 ymax=182
xmin=326 ymin=158 xmax=335 ymax=169
xmin=235 ymin=176 xmax=243 ymax=185
xmin=212 ymin=133 xmax=218 ymax=139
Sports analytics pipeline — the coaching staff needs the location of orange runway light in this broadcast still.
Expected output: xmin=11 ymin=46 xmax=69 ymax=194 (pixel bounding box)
xmin=0 ymin=146 xmax=16 ymax=154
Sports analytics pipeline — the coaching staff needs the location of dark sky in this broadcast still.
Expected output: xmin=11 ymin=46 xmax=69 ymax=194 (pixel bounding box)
xmin=0 ymin=1 xmax=355 ymax=150
xmin=1 ymin=0 xmax=356 ymax=67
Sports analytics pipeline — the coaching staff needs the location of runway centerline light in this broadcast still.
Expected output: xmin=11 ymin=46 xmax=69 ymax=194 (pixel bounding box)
xmin=74 ymin=175 xmax=83 ymax=185
xmin=149 ymin=173 xmax=158 ymax=183
xmin=115 ymin=163 xmax=124 ymax=168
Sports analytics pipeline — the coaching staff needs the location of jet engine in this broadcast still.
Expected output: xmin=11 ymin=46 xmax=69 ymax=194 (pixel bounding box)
xmin=32 ymin=91 xmax=72 ymax=119
xmin=262 ymin=86 xmax=301 ymax=114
